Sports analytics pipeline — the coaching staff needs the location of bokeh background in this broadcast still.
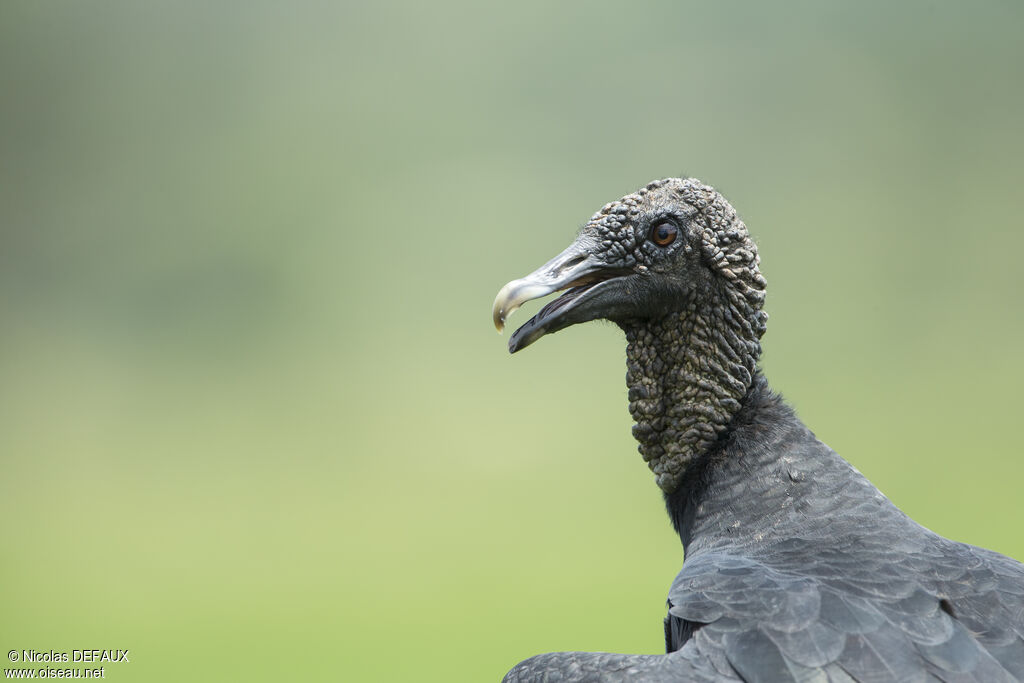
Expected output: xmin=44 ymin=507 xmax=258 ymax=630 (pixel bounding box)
xmin=2 ymin=1 xmax=1023 ymax=680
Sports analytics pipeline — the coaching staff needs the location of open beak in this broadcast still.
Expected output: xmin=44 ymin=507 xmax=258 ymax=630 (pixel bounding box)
xmin=492 ymin=242 xmax=630 ymax=353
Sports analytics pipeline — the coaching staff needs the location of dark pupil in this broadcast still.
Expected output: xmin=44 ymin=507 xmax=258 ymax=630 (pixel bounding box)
xmin=653 ymin=222 xmax=676 ymax=244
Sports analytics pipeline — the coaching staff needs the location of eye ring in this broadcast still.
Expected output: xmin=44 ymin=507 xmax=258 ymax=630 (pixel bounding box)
xmin=650 ymin=220 xmax=678 ymax=247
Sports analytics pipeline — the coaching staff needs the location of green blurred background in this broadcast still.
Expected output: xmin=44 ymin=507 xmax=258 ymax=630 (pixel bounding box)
xmin=2 ymin=1 xmax=1022 ymax=680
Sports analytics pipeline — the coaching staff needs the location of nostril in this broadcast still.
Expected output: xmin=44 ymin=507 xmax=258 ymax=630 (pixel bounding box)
xmin=561 ymin=255 xmax=587 ymax=271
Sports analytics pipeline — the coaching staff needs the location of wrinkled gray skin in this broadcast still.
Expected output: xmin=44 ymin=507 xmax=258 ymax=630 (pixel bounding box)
xmin=494 ymin=179 xmax=1024 ymax=682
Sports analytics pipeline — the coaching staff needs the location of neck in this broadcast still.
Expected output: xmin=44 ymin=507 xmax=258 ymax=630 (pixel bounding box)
xmin=662 ymin=376 xmax=904 ymax=555
xmin=623 ymin=298 xmax=762 ymax=492
xmin=662 ymin=374 xmax=779 ymax=548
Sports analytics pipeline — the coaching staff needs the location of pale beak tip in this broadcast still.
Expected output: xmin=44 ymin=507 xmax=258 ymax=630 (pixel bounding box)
xmin=492 ymin=282 xmax=517 ymax=334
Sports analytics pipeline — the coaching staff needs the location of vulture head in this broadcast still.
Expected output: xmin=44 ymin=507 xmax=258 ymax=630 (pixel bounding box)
xmin=493 ymin=178 xmax=770 ymax=491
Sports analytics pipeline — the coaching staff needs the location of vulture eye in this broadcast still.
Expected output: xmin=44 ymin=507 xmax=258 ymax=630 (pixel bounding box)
xmin=650 ymin=220 xmax=678 ymax=247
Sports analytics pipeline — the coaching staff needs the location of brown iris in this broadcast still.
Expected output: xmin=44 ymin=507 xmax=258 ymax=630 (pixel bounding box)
xmin=650 ymin=220 xmax=678 ymax=247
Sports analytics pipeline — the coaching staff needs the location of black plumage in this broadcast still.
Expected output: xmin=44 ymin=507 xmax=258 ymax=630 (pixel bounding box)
xmin=491 ymin=178 xmax=1024 ymax=682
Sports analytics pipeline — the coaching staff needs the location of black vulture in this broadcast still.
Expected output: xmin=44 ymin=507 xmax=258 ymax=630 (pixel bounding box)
xmin=492 ymin=178 xmax=1024 ymax=682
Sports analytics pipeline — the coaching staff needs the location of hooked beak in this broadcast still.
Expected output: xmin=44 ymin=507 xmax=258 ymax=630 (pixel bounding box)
xmin=492 ymin=241 xmax=632 ymax=353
